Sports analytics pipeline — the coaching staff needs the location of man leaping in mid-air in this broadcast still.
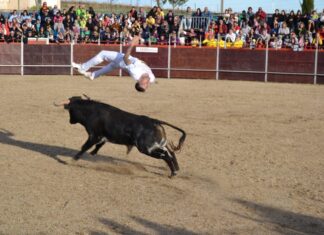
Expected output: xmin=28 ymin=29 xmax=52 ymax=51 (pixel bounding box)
xmin=72 ymin=35 xmax=155 ymax=92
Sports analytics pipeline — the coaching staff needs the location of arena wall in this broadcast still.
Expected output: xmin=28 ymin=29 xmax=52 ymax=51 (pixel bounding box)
xmin=0 ymin=43 xmax=323 ymax=84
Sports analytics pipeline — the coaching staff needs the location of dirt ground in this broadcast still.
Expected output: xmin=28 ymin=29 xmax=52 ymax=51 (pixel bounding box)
xmin=0 ymin=75 xmax=323 ymax=235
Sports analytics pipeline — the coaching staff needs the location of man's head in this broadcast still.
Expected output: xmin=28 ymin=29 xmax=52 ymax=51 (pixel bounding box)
xmin=135 ymin=73 xmax=150 ymax=92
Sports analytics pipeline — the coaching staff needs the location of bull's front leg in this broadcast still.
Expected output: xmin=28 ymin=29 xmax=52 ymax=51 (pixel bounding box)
xmin=90 ymin=141 xmax=105 ymax=155
xmin=74 ymin=135 xmax=98 ymax=160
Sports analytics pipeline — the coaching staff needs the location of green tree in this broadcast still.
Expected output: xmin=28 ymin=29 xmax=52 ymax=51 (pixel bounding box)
xmin=300 ymin=0 xmax=314 ymax=14
xmin=161 ymin=0 xmax=189 ymax=10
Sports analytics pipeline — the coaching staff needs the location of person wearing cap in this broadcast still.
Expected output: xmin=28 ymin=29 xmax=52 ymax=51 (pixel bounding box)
xmin=72 ymin=35 xmax=155 ymax=92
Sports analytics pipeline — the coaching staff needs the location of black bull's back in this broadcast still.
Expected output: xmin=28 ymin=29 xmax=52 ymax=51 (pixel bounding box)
xmin=65 ymin=98 xmax=186 ymax=177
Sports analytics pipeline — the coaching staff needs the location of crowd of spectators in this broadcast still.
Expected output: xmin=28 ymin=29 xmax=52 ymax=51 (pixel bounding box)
xmin=0 ymin=2 xmax=324 ymax=50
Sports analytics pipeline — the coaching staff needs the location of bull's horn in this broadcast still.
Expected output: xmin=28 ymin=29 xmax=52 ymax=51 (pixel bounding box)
xmin=83 ymin=94 xmax=91 ymax=100
xmin=53 ymin=100 xmax=70 ymax=107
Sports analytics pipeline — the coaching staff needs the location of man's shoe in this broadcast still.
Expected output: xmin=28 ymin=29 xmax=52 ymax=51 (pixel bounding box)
xmin=71 ymin=62 xmax=82 ymax=70
xmin=84 ymin=71 xmax=94 ymax=80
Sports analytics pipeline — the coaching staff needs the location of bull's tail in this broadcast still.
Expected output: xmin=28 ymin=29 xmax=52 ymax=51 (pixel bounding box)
xmin=158 ymin=121 xmax=186 ymax=153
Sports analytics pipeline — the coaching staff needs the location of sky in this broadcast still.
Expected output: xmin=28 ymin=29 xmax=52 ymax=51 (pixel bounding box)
xmin=102 ymin=0 xmax=324 ymax=12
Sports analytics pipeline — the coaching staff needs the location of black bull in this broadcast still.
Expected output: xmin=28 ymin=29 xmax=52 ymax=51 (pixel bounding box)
xmin=56 ymin=96 xmax=186 ymax=177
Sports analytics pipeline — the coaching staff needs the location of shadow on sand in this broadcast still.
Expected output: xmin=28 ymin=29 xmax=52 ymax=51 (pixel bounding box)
xmin=229 ymin=198 xmax=324 ymax=235
xmin=0 ymin=129 xmax=165 ymax=175
xmin=89 ymin=216 xmax=201 ymax=235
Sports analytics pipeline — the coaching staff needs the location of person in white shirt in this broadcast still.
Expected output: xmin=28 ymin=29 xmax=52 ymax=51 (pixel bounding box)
xmin=225 ymin=29 xmax=236 ymax=43
xmin=72 ymin=35 xmax=155 ymax=92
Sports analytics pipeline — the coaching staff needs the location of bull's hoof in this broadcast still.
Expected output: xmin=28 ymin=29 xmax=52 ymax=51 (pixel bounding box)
xmin=90 ymin=151 xmax=97 ymax=155
xmin=73 ymin=156 xmax=80 ymax=161
xmin=169 ymin=172 xmax=177 ymax=178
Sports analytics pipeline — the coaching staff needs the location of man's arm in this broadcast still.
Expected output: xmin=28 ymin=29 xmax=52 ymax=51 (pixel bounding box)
xmin=123 ymin=35 xmax=139 ymax=65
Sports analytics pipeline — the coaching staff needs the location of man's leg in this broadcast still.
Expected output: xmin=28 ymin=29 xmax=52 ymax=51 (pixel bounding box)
xmin=77 ymin=51 xmax=121 ymax=72
xmin=90 ymin=62 xmax=119 ymax=79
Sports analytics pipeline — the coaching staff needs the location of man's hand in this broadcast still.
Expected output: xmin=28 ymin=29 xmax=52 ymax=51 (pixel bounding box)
xmin=124 ymin=36 xmax=139 ymax=65
xmin=131 ymin=35 xmax=140 ymax=46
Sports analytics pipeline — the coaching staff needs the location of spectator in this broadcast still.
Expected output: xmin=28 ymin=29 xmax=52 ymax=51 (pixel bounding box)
xmin=8 ymin=10 xmax=19 ymax=23
xmin=53 ymin=11 xmax=64 ymax=33
xmin=255 ymin=7 xmax=266 ymax=22
xmin=146 ymin=15 xmax=155 ymax=31
xmin=156 ymin=7 xmax=164 ymax=20
xmin=38 ymin=26 xmax=46 ymax=37
xmin=225 ymin=28 xmax=236 ymax=43
xmin=88 ymin=6 xmax=96 ymax=19
xmin=67 ymin=6 xmax=77 ymax=22
xmin=317 ymin=25 xmax=324 ymax=46
xmin=165 ymin=10 xmax=174 ymax=28
xmin=246 ymin=7 xmax=254 ymax=26
xmin=309 ymin=10 xmax=319 ymax=32
xmin=218 ymin=19 xmax=228 ymax=37
xmin=278 ymin=10 xmax=287 ymax=26
xmin=40 ymin=2 xmax=49 ymax=17
xmin=147 ymin=6 xmax=157 ymax=19
xmin=0 ymin=13 xmax=5 ymax=24
xmin=202 ymin=32 xmax=216 ymax=47
xmin=76 ymin=5 xmax=87 ymax=19
xmin=290 ymin=31 xmax=300 ymax=50
xmin=272 ymin=9 xmax=280 ymax=27
xmin=53 ymin=5 xmax=60 ymax=16
xmin=270 ymin=21 xmax=280 ymax=37
xmin=138 ymin=7 xmax=147 ymax=21
xmin=278 ymin=21 xmax=290 ymax=42
xmin=202 ymin=7 xmax=212 ymax=21
xmin=320 ymin=9 xmax=324 ymax=26
xmin=287 ymin=10 xmax=297 ymax=32
xmin=182 ymin=6 xmax=193 ymax=30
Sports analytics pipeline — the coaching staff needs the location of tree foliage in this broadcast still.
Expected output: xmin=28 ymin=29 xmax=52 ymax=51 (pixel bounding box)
xmin=300 ymin=0 xmax=314 ymax=14
xmin=159 ymin=0 xmax=189 ymax=9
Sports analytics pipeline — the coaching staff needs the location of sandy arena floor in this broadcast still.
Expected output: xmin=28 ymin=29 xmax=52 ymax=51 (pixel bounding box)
xmin=0 ymin=75 xmax=323 ymax=235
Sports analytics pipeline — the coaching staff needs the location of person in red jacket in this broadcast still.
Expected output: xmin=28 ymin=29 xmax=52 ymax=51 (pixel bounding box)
xmin=256 ymin=7 xmax=267 ymax=22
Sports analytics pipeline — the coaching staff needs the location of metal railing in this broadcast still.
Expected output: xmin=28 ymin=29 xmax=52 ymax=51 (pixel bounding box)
xmin=180 ymin=16 xmax=211 ymax=31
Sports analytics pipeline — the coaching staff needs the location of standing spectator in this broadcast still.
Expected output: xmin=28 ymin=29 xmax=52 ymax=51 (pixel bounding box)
xmin=278 ymin=10 xmax=287 ymax=26
xmin=129 ymin=7 xmax=138 ymax=21
xmin=138 ymin=7 xmax=146 ymax=21
xmin=295 ymin=10 xmax=303 ymax=25
xmin=67 ymin=6 xmax=77 ymax=22
xmin=147 ymin=6 xmax=157 ymax=19
xmin=247 ymin=7 xmax=254 ymax=26
xmin=40 ymin=2 xmax=49 ymax=17
xmin=165 ymin=10 xmax=174 ymax=28
xmin=320 ymin=9 xmax=324 ymax=27
xmin=63 ymin=14 xmax=73 ymax=31
xmin=53 ymin=11 xmax=64 ymax=33
xmin=272 ymin=9 xmax=280 ymax=27
xmin=287 ymin=10 xmax=297 ymax=32
xmin=255 ymin=7 xmax=266 ymax=22
xmin=52 ymin=5 xmax=59 ymax=15
xmin=76 ymin=5 xmax=87 ymax=19
xmin=0 ymin=13 xmax=5 ymax=24
xmin=88 ymin=6 xmax=96 ymax=19
xmin=182 ymin=6 xmax=193 ymax=31
xmin=309 ymin=10 xmax=319 ymax=32
xmin=202 ymin=7 xmax=212 ymax=20
xmin=156 ymin=7 xmax=164 ymax=20
xmin=8 ymin=10 xmax=19 ymax=23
